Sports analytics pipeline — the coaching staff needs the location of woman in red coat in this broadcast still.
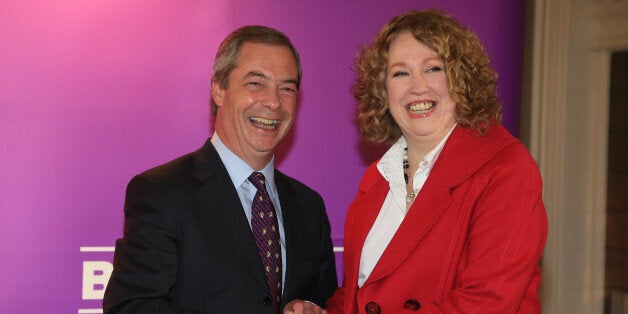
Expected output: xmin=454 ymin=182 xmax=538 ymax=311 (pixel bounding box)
xmin=325 ymin=10 xmax=547 ymax=314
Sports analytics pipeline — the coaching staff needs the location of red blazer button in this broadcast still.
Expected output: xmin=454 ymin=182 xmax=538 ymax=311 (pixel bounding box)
xmin=365 ymin=301 xmax=381 ymax=314
xmin=404 ymin=299 xmax=421 ymax=311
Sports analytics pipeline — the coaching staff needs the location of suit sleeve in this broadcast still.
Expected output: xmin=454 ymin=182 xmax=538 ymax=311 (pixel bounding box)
xmin=103 ymin=175 xmax=199 ymax=314
xmin=312 ymin=196 xmax=339 ymax=307
xmin=423 ymin=147 xmax=548 ymax=313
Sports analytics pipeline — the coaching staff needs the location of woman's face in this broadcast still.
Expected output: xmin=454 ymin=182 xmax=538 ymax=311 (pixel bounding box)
xmin=386 ymin=32 xmax=456 ymax=148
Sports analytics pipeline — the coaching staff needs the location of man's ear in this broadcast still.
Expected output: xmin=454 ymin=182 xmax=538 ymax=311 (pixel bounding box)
xmin=211 ymin=80 xmax=225 ymax=107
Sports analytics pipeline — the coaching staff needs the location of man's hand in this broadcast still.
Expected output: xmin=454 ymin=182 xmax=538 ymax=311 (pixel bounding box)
xmin=283 ymin=299 xmax=328 ymax=314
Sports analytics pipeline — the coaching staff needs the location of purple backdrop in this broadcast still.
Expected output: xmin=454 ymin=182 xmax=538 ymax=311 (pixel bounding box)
xmin=0 ymin=1 xmax=525 ymax=313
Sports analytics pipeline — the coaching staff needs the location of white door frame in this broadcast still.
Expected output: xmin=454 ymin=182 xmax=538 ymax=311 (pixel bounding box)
xmin=522 ymin=0 xmax=628 ymax=313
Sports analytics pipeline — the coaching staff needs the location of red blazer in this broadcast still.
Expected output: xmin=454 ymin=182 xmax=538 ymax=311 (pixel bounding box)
xmin=327 ymin=125 xmax=547 ymax=314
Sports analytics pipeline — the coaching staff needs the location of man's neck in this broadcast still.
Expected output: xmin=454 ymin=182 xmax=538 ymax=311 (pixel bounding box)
xmin=213 ymin=129 xmax=273 ymax=171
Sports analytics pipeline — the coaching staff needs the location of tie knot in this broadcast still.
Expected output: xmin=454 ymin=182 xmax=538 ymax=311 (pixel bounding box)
xmin=248 ymin=172 xmax=267 ymax=190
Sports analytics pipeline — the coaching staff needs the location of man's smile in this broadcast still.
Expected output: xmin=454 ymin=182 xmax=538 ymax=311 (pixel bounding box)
xmin=249 ymin=116 xmax=281 ymax=130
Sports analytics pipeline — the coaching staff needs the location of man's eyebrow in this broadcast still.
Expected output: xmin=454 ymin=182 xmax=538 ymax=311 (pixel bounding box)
xmin=244 ymin=71 xmax=269 ymax=80
xmin=245 ymin=71 xmax=298 ymax=87
xmin=281 ymin=78 xmax=298 ymax=87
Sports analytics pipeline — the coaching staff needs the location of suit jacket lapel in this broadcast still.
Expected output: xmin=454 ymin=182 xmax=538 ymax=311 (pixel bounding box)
xmin=192 ymin=140 xmax=269 ymax=291
xmin=274 ymin=172 xmax=303 ymax=298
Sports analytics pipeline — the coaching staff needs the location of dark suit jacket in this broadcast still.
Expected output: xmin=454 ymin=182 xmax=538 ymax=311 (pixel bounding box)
xmin=103 ymin=139 xmax=337 ymax=313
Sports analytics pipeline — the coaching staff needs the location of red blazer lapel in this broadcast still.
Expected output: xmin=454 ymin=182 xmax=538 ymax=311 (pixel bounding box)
xmin=361 ymin=125 xmax=517 ymax=287
xmin=364 ymin=170 xmax=453 ymax=286
xmin=342 ymin=166 xmax=388 ymax=291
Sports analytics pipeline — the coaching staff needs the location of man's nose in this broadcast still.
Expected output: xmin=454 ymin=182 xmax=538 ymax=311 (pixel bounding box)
xmin=262 ymin=89 xmax=282 ymax=110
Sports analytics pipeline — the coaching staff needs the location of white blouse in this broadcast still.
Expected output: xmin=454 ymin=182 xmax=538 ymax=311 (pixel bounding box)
xmin=358 ymin=126 xmax=455 ymax=287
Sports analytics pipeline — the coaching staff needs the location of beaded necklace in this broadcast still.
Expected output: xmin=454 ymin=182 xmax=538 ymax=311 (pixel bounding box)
xmin=402 ymin=146 xmax=415 ymax=204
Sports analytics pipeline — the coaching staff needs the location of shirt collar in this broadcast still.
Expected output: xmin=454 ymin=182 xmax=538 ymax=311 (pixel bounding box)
xmin=377 ymin=137 xmax=406 ymax=186
xmin=377 ymin=124 xmax=456 ymax=184
xmin=210 ymin=132 xmax=277 ymax=197
xmin=422 ymin=124 xmax=455 ymax=172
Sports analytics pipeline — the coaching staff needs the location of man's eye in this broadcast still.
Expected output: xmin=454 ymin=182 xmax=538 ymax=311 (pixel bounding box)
xmin=281 ymin=87 xmax=296 ymax=94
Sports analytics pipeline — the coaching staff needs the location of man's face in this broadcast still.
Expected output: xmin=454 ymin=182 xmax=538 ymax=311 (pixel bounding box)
xmin=212 ymin=42 xmax=298 ymax=169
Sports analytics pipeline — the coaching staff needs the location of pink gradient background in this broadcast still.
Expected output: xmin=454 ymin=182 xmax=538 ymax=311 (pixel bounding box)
xmin=0 ymin=1 xmax=525 ymax=312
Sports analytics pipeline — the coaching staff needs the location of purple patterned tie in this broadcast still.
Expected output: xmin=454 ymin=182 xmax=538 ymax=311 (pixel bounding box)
xmin=248 ymin=172 xmax=282 ymax=312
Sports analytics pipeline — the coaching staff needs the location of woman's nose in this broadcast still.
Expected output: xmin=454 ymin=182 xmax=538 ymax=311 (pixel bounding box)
xmin=411 ymin=74 xmax=429 ymax=94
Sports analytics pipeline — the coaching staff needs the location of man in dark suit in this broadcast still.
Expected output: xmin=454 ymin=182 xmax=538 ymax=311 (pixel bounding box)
xmin=103 ymin=25 xmax=337 ymax=314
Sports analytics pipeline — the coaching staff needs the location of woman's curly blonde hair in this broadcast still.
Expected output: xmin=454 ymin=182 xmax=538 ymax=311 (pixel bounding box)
xmin=355 ymin=9 xmax=502 ymax=143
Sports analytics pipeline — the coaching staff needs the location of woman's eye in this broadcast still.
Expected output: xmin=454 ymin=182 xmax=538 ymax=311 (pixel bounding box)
xmin=426 ymin=66 xmax=443 ymax=73
xmin=392 ymin=71 xmax=408 ymax=77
